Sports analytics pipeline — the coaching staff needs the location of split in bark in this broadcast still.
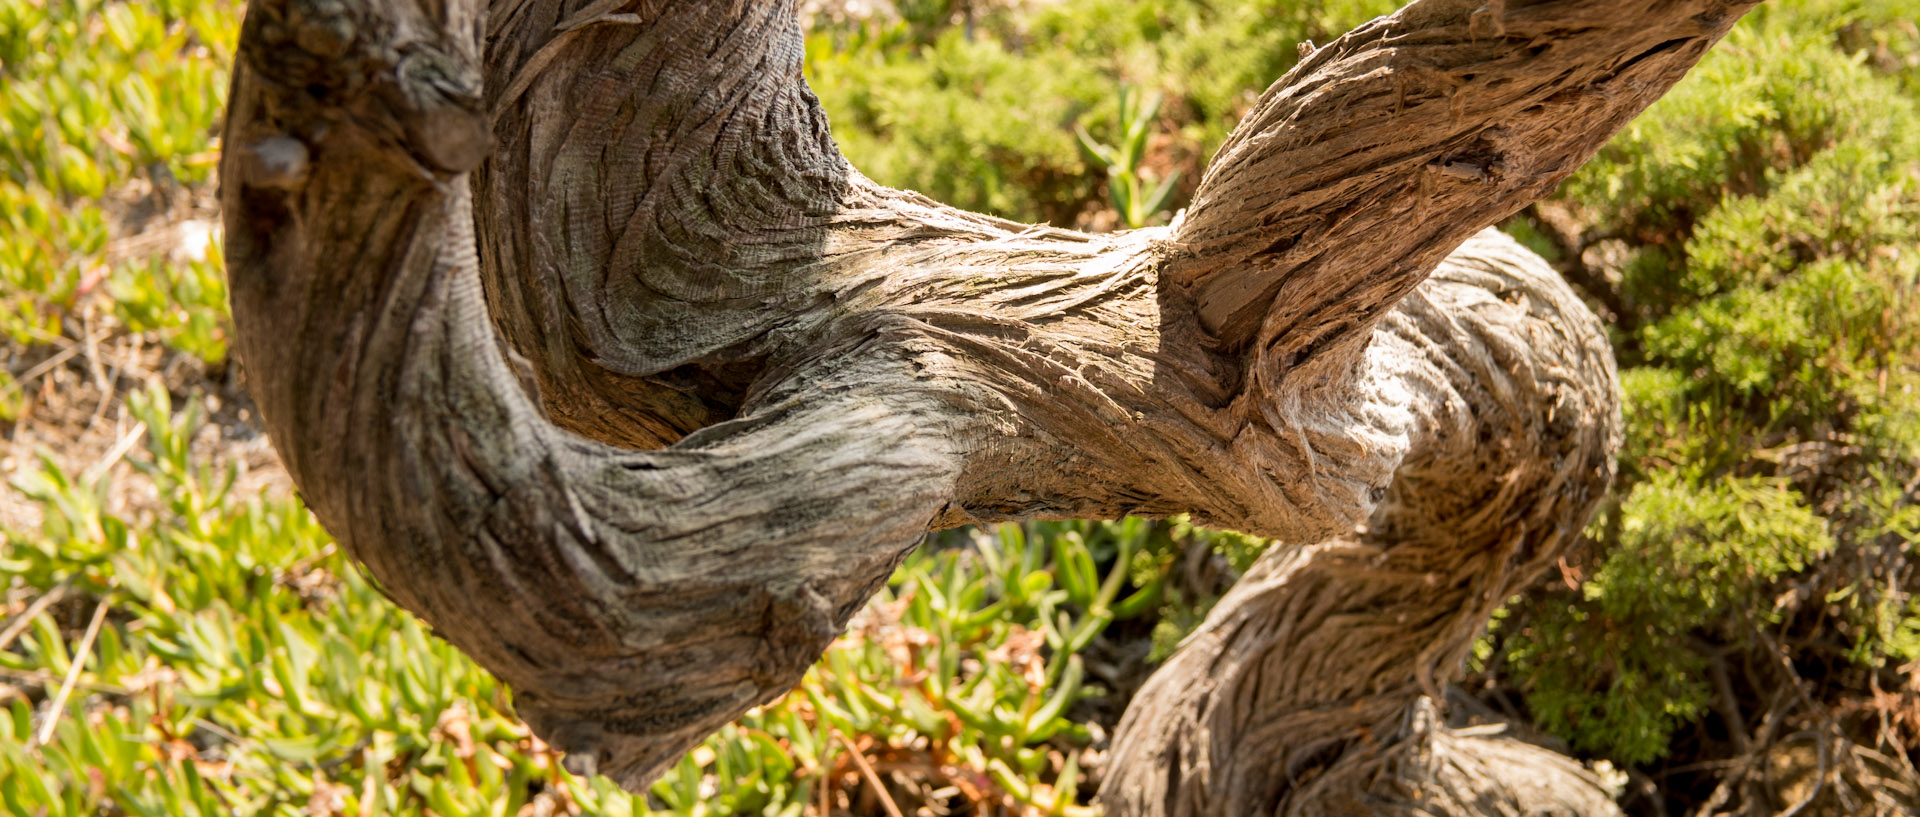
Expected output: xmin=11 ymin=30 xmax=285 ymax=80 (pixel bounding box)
xmin=219 ymin=0 xmax=1753 ymax=811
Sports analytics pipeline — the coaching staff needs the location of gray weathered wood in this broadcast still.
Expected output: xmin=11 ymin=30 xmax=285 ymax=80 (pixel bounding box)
xmin=219 ymin=0 xmax=1751 ymax=810
xmin=1102 ymin=231 xmax=1626 ymax=817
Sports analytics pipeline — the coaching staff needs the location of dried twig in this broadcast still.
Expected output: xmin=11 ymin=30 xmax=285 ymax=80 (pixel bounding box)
xmin=12 ymin=338 xmax=86 ymax=387
xmin=0 ymin=578 xmax=73 ymax=652
xmin=192 ymin=716 xmax=248 ymax=746
xmin=817 ymin=760 xmax=832 ymax=817
xmin=81 ymin=309 xmax=116 ymax=429
xmin=835 ymin=730 xmax=905 ymax=817
xmin=1869 ymin=671 xmax=1920 ymax=783
xmin=1700 ymin=642 xmax=1752 ymax=754
xmin=30 ymin=594 xmax=111 ymax=749
xmin=82 ymin=421 xmax=148 ymax=484
xmin=1775 ymin=731 xmax=1830 ymax=817
xmin=0 ymin=664 xmax=130 ymax=696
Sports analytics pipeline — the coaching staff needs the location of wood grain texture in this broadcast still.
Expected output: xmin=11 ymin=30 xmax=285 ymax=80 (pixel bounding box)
xmin=1101 ymin=232 xmax=1626 ymax=817
xmin=218 ymin=0 xmax=1748 ymax=808
xmin=1169 ymin=0 xmax=1753 ymax=354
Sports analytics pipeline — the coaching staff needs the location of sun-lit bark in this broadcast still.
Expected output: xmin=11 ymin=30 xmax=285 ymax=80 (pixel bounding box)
xmin=221 ymin=0 xmax=1750 ymax=809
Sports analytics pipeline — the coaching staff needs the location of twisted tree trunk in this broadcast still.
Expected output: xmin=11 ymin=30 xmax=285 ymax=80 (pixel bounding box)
xmin=1102 ymin=234 xmax=1625 ymax=817
xmin=220 ymin=0 xmax=1752 ymax=811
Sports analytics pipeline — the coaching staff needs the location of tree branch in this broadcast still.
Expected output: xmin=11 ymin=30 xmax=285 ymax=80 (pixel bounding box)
xmin=1102 ymin=231 xmax=1624 ymax=817
xmin=219 ymin=0 xmax=1750 ymax=805
xmin=224 ymin=0 xmax=957 ymax=788
xmin=1167 ymin=0 xmax=1754 ymax=365
xmin=470 ymin=0 xmax=855 ymax=450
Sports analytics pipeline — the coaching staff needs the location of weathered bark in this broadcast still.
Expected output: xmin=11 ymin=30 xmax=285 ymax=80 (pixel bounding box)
xmin=1102 ymin=233 xmax=1624 ymax=817
xmin=219 ymin=0 xmax=1750 ymax=810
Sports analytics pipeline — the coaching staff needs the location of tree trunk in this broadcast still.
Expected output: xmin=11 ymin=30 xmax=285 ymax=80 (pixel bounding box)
xmin=1101 ymin=233 xmax=1626 ymax=817
xmin=219 ymin=0 xmax=1752 ymax=810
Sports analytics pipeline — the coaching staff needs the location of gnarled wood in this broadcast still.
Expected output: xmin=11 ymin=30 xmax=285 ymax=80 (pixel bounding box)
xmin=219 ymin=0 xmax=1751 ymax=808
xmin=1170 ymin=0 xmax=1754 ymax=355
xmin=1101 ymin=232 xmax=1624 ymax=817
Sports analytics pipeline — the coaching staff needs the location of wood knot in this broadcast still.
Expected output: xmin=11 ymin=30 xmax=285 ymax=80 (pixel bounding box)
xmin=238 ymin=136 xmax=310 ymax=190
xmin=396 ymin=50 xmax=491 ymax=174
xmin=1427 ymin=159 xmax=1505 ymax=182
xmin=1468 ymin=0 xmax=1508 ymax=40
xmin=290 ymin=0 xmax=356 ymax=58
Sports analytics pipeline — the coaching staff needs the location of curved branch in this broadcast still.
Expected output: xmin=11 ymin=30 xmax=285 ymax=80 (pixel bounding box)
xmin=1101 ymin=232 xmax=1624 ymax=816
xmin=223 ymin=0 xmax=956 ymax=788
xmin=1168 ymin=0 xmax=1755 ymax=360
xmin=471 ymin=0 xmax=854 ymax=449
xmin=220 ymin=0 xmax=1747 ymax=804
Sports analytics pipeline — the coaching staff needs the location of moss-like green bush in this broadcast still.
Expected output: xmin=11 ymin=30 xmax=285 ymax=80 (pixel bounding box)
xmin=0 ymin=0 xmax=233 ymax=357
xmin=1484 ymin=2 xmax=1920 ymax=796
xmin=1503 ymin=473 xmax=1835 ymax=764
xmin=804 ymin=0 xmax=1398 ymax=224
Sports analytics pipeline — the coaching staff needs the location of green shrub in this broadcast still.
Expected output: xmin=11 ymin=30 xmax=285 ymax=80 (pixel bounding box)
xmin=0 ymin=0 xmax=232 ymax=357
xmin=1488 ymin=0 xmax=1920 ymax=782
xmin=804 ymin=0 xmax=1398 ymax=225
xmin=1502 ymin=473 xmax=1834 ymax=764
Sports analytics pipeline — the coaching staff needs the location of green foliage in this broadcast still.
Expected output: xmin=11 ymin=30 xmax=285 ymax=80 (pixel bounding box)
xmin=804 ymin=0 xmax=1398 ymax=224
xmin=805 ymin=24 xmax=1108 ymax=223
xmin=1489 ymin=0 xmax=1920 ymax=772
xmin=3 ymin=384 xmax=590 ymax=817
xmin=6 ymin=0 xmax=1918 ymax=809
xmin=1075 ymin=85 xmax=1181 ymax=228
xmin=1502 ymin=474 xmax=1833 ymax=764
xmin=1563 ymin=3 xmax=1920 ymax=320
xmin=106 ymin=239 xmax=230 ymax=363
xmin=0 ymin=0 xmax=231 ymax=357
xmin=1140 ymin=517 xmax=1270 ymax=661
xmin=1589 ymin=475 xmax=1834 ymax=626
